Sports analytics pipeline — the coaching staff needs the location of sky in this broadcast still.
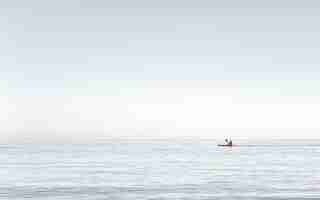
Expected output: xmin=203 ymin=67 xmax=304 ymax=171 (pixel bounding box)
xmin=1 ymin=0 xmax=320 ymax=143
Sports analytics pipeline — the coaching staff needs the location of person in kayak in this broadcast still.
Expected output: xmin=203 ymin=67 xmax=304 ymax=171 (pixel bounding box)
xmin=218 ymin=138 xmax=234 ymax=147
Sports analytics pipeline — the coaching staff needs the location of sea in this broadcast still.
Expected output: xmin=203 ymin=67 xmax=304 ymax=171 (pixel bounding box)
xmin=1 ymin=139 xmax=319 ymax=200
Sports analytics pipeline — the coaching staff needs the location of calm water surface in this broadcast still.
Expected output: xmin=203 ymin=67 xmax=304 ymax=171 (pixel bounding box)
xmin=0 ymin=140 xmax=319 ymax=199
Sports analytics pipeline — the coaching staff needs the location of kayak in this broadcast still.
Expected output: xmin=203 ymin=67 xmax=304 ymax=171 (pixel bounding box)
xmin=217 ymin=144 xmax=233 ymax=147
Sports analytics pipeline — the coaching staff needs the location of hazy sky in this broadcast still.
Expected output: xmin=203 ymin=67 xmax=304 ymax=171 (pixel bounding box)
xmin=1 ymin=0 xmax=320 ymax=142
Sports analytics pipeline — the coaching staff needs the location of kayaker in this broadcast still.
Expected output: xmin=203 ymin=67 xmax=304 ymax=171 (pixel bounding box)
xmin=228 ymin=139 xmax=233 ymax=146
xmin=225 ymin=138 xmax=228 ymax=144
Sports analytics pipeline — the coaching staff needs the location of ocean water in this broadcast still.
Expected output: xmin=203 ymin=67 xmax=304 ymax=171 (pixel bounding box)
xmin=1 ymin=140 xmax=320 ymax=200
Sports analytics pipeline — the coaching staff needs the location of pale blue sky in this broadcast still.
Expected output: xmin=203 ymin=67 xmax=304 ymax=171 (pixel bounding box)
xmin=1 ymin=0 xmax=320 ymax=142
